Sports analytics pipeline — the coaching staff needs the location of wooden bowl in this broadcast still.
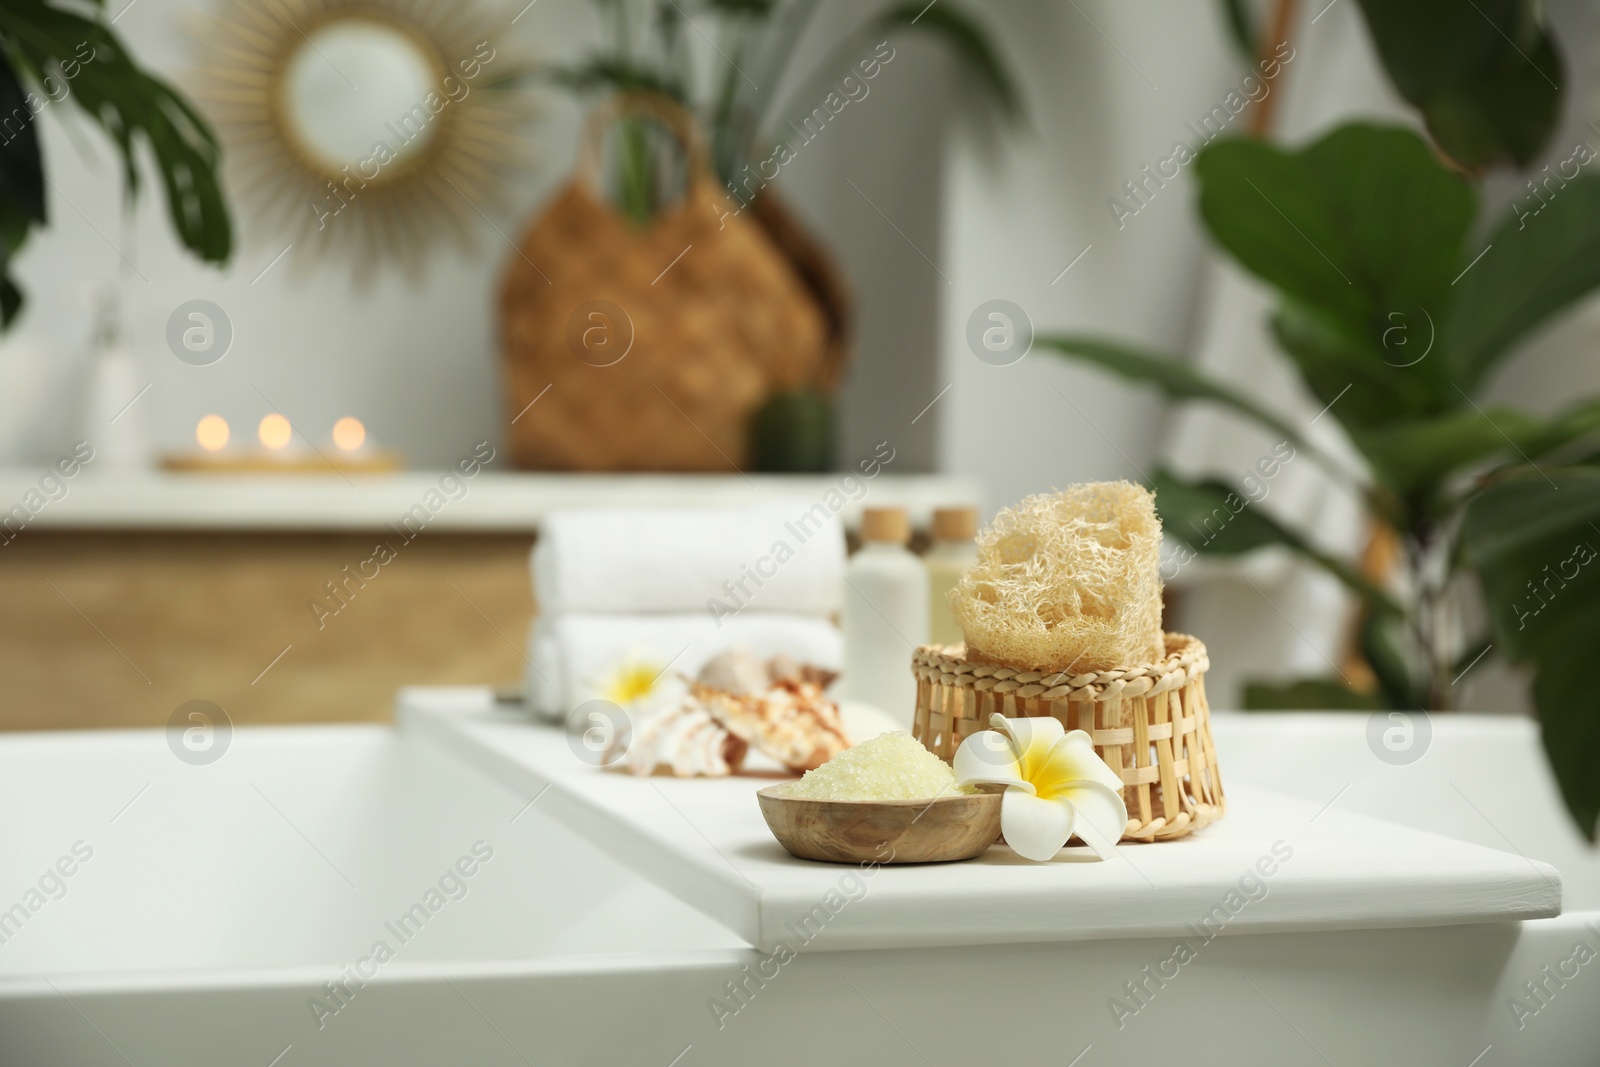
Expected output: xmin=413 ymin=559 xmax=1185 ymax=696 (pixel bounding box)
xmin=757 ymin=785 xmax=1002 ymax=864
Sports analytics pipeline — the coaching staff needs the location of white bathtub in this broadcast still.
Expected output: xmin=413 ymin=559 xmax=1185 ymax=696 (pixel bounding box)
xmin=1 ymin=709 xmax=1594 ymax=1066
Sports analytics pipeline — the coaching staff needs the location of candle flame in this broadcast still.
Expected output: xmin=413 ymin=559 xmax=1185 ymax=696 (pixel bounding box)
xmin=332 ymin=417 xmax=366 ymax=452
xmin=196 ymin=415 xmax=229 ymax=451
xmin=259 ymin=413 xmax=292 ymax=450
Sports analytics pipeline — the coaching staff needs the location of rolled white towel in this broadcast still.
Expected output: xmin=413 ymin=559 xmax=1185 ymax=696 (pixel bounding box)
xmin=532 ymin=505 xmax=844 ymax=617
xmin=526 ymin=612 xmax=843 ymax=721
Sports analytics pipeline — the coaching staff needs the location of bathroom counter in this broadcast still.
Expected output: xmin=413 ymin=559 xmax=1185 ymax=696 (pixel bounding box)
xmin=0 ymin=470 xmax=976 ymax=731
xmin=0 ymin=469 xmax=980 ymax=532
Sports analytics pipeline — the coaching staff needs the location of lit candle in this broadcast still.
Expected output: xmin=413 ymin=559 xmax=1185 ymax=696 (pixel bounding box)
xmin=258 ymin=413 xmax=292 ymax=451
xmin=196 ymin=415 xmax=229 ymax=451
xmin=332 ymin=416 xmax=366 ymax=453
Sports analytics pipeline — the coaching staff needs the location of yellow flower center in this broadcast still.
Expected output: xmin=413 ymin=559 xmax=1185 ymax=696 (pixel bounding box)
xmin=603 ymin=660 xmax=663 ymax=706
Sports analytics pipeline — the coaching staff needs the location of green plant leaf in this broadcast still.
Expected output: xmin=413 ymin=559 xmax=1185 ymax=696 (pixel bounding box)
xmin=1464 ymin=468 xmax=1600 ymax=840
xmin=1354 ymin=0 xmax=1562 ymax=170
xmin=0 ymin=268 xmax=19 ymax=326
xmin=1444 ymin=176 xmax=1600 ymax=394
xmin=1242 ymin=678 xmax=1384 ymax=711
xmin=1196 ymin=126 xmax=1475 ymax=423
xmin=536 ymin=58 xmax=688 ymax=102
xmin=0 ymin=2 xmax=232 ymax=266
xmin=701 ymin=0 xmax=778 ymax=14
xmin=870 ymin=3 xmax=1021 ymax=121
xmin=1524 ymin=397 xmax=1600 ymax=464
xmin=1349 ymin=406 xmax=1545 ymax=500
xmin=0 ymin=49 xmax=42 ymax=326
xmin=1531 ymin=633 xmax=1600 ymax=842
xmin=1216 ymin=0 xmax=1257 ymax=61
xmin=1361 ymin=610 xmax=1423 ymax=709
xmin=1354 ymin=397 xmax=1600 ymax=504
xmin=1268 ymin=301 xmax=1443 ymax=431
xmin=1463 ymin=468 xmax=1600 ymax=660
xmin=1330 ymin=401 xmax=1600 ymax=525
xmin=0 ymin=50 xmax=44 ymax=232
xmin=1035 ymin=335 xmax=1320 ymax=458
xmin=1197 ymin=138 xmax=1362 ymax=325
xmin=1197 ymin=126 xmax=1474 ymax=336
xmin=1152 ymin=468 xmax=1401 ymax=613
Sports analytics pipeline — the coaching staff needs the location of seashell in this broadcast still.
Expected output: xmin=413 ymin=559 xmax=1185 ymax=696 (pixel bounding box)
xmin=695 ymin=646 xmax=771 ymax=697
xmin=619 ymin=700 xmax=749 ymax=777
xmin=691 ymin=676 xmax=848 ymax=772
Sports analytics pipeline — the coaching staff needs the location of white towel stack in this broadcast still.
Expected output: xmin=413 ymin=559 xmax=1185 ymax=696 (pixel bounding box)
xmin=527 ymin=505 xmax=845 ymax=721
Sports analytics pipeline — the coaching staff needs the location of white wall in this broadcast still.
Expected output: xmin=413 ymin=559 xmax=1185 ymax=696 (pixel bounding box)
xmin=939 ymin=0 xmax=1238 ymax=509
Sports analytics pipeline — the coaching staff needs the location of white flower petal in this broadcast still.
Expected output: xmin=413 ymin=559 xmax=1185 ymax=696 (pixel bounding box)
xmin=1052 ymin=729 xmax=1127 ymax=795
xmin=1059 ymin=780 xmax=1129 ymax=859
xmin=993 ymin=714 xmax=1066 ymax=761
xmin=953 ymin=730 xmax=1030 ymax=792
xmin=1000 ymin=790 xmax=1076 ymax=862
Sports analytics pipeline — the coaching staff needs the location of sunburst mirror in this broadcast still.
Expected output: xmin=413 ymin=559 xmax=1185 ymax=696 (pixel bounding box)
xmin=193 ymin=0 xmax=537 ymax=283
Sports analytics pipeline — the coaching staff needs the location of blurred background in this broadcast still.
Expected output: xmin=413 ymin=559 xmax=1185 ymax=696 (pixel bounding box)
xmin=3 ymin=0 xmax=1599 ymax=775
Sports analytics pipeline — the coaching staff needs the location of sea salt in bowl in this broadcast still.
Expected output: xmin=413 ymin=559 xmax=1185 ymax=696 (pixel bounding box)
xmin=757 ymin=732 xmax=1002 ymax=864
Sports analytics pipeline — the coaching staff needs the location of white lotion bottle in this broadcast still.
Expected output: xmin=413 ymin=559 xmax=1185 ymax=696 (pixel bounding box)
xmin=841 ymin=506 xmax=929 ymax=727
xmin=926 ymin=506 xmax=979 ymax=648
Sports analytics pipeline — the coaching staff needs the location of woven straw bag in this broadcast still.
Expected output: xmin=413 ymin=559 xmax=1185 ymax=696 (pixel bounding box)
xmin=500 ymin=94 xmax=832 ymax=471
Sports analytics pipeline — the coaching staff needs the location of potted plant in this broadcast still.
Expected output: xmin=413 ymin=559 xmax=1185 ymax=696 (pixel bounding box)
xmin=1043 ymin=0 xmax=1600 ymax=838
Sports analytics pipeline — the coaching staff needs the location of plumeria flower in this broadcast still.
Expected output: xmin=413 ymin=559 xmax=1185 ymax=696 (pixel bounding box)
xmin=598 ymin=655 xmax=666 ymax=707
xmin=954 ymin=713 xmax=1128 ymax=862
xmin=582 ymin=652 xmax=686 ymax=722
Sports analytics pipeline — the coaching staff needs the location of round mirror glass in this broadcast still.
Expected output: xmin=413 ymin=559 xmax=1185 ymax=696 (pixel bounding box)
xmin=281 ymin=19 xmax=440 ymax=174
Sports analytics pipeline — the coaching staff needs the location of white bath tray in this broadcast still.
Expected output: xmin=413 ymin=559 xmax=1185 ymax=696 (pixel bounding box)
xmin=398 ymin=688 xmax=1562 ymax=952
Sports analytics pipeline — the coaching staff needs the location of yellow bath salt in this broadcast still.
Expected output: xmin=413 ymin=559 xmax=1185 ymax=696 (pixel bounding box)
xmin=781 ymin=731 xmax=972 ymax=801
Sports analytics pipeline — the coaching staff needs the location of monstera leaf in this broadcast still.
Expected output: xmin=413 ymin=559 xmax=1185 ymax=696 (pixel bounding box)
xmin=0 ymin=0 xmax=231 ymax=324
xmin=0 ymin=51 xmax=42 ymax=325
xmin=1466 ymin=469 xmax=1600 ymax=840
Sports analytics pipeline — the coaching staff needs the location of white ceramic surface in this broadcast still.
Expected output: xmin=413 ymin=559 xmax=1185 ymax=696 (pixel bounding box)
xmin=1 ymin=707 xmax=1595 ymax=1066
xmin=397 ymin=689 xmax=1560 ymax=951
xmin=1209 ymin=710 xmax=1600 ymax=908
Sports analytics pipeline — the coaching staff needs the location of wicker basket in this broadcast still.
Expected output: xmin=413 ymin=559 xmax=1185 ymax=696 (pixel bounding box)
xmin=911 ymin=633 xmax=1224 ymax=842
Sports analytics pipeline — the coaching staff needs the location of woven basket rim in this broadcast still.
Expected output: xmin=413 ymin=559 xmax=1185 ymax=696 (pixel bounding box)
xmin=913 ymin=632 xmax=1208 ymax=702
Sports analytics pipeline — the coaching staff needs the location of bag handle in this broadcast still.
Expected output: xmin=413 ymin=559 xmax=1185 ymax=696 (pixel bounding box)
xmin=575 ymin=91 xmax=716 ymax=194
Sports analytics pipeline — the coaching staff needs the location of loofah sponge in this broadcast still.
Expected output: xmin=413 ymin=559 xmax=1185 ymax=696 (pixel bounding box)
xmin=948 ymin=481 xmax=1164 ymax=673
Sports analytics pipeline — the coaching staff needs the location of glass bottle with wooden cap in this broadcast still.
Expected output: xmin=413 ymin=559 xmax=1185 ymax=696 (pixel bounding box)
xmin=926 ymin=506 xmax=979 ymax=648
xmin=841 ymin=506 xmax=929 ymax=727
